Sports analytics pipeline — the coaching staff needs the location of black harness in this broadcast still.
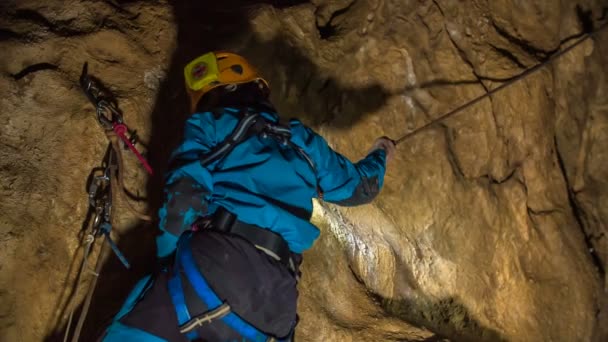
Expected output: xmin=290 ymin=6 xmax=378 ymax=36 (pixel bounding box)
xmin=194 ymin=207 xmax=294 ymax=269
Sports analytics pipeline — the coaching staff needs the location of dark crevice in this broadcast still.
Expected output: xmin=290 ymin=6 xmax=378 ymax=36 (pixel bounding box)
xmin=15 ymin=9 xmax=51 ymax=27
xmin=315 ymin=1 xmax=356 ymax=40
xmin=411 ymin=95 xmax=432 ymax=118
xmin=589 ymin=232 xmax=606 ymax=243
xmin=316 ymin=20 xmax=336 ymax=39
xmin=348 ymin=265 xmax=365 ymax=286
xmin=489 ymin=44 xmax=527 ymax=69
xmin=527 ymin=207 xmax=561 ymax=216
xmin=380 ymin=295 xmax=504 ymax=341
xmin=11 ymin=63 xmax=59 ymax=80
xmin=491 ymin=21 xmax=552 ymax=60
xmin=0 ymin=28 xmax=21 ymax=41
xmin=432 ymin=0 xmax=445 ymax=17
xmin=478 ymin=76 xmax=490 ymax=93
xmin=100 ymin=18 xmax=127 ymax=34
xmin=441 ymin=16 xmax=490 ymax=94
xmin=444 ymin=24 xmax=477 ymax=74
xmin=318 ymin=78 xmax=331 ymax=93
xmin=103 ymin=0 xmax=140 ymax=18
xmin=483 ymin=167 xmax=518 ymax=185
xmin=526 ymin=208 xmax=545 ymax=247
xmin=554 ymin=136 xmax=605 ymax=277
xmin=416 ymin=13 xmax=433 ymax=34
xmin=576 ymin=5 xmax=595 ymax=33
xmin=441 ymin=124 xmax=466 ymax=180
xmin=14 ymin=9 xmax=90 ymax=36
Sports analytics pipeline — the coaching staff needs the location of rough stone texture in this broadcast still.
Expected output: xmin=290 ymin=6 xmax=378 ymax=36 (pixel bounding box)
xmin=553 ymin=11 xmax=608 ymax=340
xmin=0 ymin=0 xmax=606 ymax=341
xmin=0 ymin=2 xmax=174 ymax=341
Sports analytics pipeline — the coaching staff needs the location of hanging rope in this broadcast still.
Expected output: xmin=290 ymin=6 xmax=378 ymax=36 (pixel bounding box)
xmin=105 ymin=130 xmax=153 ymax=221
xmin=69 ymin=238 xmax=109 ymax=342
xmin=60 ymin=65 xmax=155 ymax=342
xmin=62 ymin=234 xmax=96 ymax=342
xmin=394 ymin=20 xmax=608 ymax=145
xmin=68 ymin=160 xmax=130 ymax=342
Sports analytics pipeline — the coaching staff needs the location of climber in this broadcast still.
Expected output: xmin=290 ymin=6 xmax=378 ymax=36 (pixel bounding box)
xmin=100 ymin=51 xmax=395 ymax=341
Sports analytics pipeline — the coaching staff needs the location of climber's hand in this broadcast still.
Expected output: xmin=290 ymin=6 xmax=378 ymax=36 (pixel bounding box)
xmin=369 ymin=136 xmax=396 ymax=163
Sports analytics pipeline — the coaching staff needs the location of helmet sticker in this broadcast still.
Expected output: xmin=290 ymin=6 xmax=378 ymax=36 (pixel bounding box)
xmin=192 ymin=63 xmax=207 ymax=79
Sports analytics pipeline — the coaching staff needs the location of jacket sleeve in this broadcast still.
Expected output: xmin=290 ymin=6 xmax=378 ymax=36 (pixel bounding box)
xmin=156 ymin=112 xmax=218 ymax=258
xmin=290 ymin=121 xmax=387 ymax=206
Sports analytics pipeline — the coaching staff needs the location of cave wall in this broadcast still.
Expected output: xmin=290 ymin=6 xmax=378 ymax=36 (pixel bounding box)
xmin=0 ymin=2 xmax=175 ymax=341
xmin=0 ymin=0 xmax=606 ymax=341
xmin=248 ymin=1 xmax=607 ymax=340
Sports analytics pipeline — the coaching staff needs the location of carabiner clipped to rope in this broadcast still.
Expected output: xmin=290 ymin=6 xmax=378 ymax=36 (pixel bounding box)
xmin=80 ymin=63 xmax=124 ymax=130
xmin=87 ymin=147 xmax=131 ymax=269
xmin=97 ymin=100 xmax=124 ymax=130
xmin=79 ymin=62 xmax=153 ymax=175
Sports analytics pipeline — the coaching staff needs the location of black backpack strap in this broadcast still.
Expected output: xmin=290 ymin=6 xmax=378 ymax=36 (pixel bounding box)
xmin=168 ymin=109 xmax=260 ymax=171
xmin=199 ymin=110 xmax=260 ymax=167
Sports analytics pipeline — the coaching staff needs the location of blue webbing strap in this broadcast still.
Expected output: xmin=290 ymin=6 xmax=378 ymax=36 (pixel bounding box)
xmin=179 ymin=235 xmax=279 ymax=342
xmin=167 ymin=247 xmax=200 ymax=340
xmin=99 ymin=222 xmax=130 ymax=269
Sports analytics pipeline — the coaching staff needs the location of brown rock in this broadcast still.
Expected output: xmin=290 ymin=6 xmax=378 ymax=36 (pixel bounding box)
xmin=0 ymin=0 xmax=606 ymax=341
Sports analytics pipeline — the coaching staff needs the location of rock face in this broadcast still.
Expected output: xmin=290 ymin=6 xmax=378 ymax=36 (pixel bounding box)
xmin=0 ymin=0 xmax=606 ymax=341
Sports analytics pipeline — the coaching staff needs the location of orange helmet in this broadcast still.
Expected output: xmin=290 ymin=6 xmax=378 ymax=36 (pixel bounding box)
xmin=184 ymin=51 xmax=269 ymax=113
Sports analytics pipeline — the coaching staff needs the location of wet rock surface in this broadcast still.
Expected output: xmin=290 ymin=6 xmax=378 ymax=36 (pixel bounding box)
xmin=0 ymin=0 xmax=606 ymax=341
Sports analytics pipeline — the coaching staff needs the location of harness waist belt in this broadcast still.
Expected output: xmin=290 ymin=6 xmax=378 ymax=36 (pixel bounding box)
xmin=203 ymin=207 xmax=292 ymax=266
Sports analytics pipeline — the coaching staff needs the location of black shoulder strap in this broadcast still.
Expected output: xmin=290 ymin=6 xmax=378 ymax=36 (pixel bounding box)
xmin=199 ymin=110 xmax=260 ymax=167
xmin=167 ymin=108 xmax=260 ymax=171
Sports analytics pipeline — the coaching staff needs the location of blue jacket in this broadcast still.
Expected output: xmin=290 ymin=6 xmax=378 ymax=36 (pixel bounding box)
xmin=156 ymin=107 xmax=386 ymax=258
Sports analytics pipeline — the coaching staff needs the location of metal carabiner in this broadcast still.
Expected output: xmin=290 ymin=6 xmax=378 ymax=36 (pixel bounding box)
xmin=87 ymin=147 xmax=117 ymax=233
xmin=80 ymin=63 xmax=124 ymax=129
xmin=96 ymin=100 xmax=123 ymax=129
xmin=80 ymin=63 xmax=106 ymax=107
